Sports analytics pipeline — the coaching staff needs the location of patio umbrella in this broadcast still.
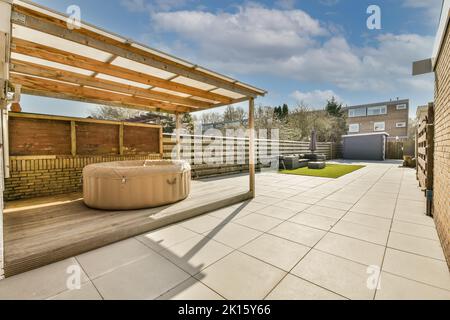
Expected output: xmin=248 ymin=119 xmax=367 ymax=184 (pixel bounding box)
xmin=309 ymin=129 xmax=317 ymax=153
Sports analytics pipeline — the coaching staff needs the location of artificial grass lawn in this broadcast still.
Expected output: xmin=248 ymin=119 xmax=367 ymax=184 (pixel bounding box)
xmin=280 ymin=164 xmax=365 ymax=179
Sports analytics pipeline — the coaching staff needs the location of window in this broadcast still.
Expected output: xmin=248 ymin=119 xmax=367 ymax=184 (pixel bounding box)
xmin=396 ymin=104 xmax=407 ymax=110
xmin=367 ymin=105 xmax=387 ymax=116
xmin=374 ymin=122 xmax=385 ymax=131
xmin=396 ymin=122 xmax=407 ymax=128
xmin=349 ymin=108 xmax=366 ymax=118
xmin=349 ymin=124 xmax=360 ymax=133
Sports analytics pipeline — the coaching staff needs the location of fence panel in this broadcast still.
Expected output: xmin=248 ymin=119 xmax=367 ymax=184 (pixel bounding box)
xmin=163 ymin=133 xmax=337 ymax=178
xmin=416 ymin=104 xmax=434 ymax=192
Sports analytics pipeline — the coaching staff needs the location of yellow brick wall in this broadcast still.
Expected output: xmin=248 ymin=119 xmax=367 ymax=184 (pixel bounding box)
xmin=4 ymin=155 xmax=160 ymax=201
xmin=434 ymin=25 xmax=450 ymax=267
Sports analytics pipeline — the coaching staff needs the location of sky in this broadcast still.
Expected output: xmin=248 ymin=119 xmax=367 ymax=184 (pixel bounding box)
xmin=21 ymin=0 xmax=443 ymax=118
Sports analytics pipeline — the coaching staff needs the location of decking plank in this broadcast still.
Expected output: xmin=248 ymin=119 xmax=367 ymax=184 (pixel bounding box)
xmin=3 ymin=179 xmax=250 ymax=277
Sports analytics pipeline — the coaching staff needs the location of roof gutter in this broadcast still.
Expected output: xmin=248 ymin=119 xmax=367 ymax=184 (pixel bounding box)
xmin=413 ymin=0 xmax=449 ymax=75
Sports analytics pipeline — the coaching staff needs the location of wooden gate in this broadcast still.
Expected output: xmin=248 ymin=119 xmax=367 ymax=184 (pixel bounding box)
xmin=416 ymin=103 xmax=434 ymax=215
xmin=386 ymin=141 xmax=404 ymax=159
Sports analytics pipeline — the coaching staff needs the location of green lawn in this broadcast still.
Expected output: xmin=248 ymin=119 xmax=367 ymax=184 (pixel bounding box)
xmin=280 ymin=164 xmax=365 ymax=179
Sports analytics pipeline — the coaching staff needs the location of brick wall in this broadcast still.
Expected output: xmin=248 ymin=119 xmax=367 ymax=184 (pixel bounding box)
xmin=4 ymin=155 xmax=160 ymax=201
xmin=433 ymin=24 xmax=450 ymax=267
xmin=348 ymin=103 xmax=409 ymax=137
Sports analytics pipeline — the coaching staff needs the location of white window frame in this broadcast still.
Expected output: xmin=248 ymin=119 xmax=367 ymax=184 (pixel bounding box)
xmin=349 ymin=123 xmax=360 ymax=133
xmin=396 ymin=122 xmax=407 ymax=128
xmin=367 ymin=105 xmax=387 ymax=116
xmin=396 ymin=104 xmax=407 ymax=110
xmin=348 ymin=108 xmax=366 ymax=118
xmin=374 ymin=122 xmax=386 ymax=132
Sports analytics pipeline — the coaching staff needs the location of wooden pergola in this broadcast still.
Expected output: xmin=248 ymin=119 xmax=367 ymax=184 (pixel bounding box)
xmin=0 ymin=0 xmax=266 ymax=193
xmin=0 ymin=0 xmax=267 ymax=278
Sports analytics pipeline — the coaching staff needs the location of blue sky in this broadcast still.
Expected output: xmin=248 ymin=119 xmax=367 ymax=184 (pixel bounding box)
xmin=23 ymin=0 xmax=442 ymax=118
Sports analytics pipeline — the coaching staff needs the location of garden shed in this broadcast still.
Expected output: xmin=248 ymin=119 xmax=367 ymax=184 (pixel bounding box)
xmin=342 ymin=132 xmax=389 ymax=161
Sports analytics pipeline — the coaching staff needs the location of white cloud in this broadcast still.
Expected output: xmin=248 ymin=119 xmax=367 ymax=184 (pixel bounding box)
xmin=291 ymin=89 xmax=343 ymax=109
xmin=152 ymin=3 xmax=328 ymax=63
xmin=129 ymin=3 xmax=434 ymax=108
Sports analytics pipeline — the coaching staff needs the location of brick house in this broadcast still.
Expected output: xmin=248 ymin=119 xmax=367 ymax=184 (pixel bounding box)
xmin=413 ymin=0 xmax=450 ymax=267
xmin=344 ymin=99 xmax=409 ymax=139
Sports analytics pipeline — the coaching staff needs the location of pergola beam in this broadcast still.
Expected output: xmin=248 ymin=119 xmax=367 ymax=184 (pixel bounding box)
xmin=20 ymin=87 xmax=183 ymax=114
xmin=0 ymin=0 xmax=12 ymax=282
xmin=248 ymin=97 xmax=255 ymax=198
xmin=12 ymin=38 xmax=233 ymax=104
xmin=10 ymin=73 xmax=193 ymax=113
xmin=176 ymin=112 xmax=182 ymax=160
xmin=12 ymin=5 xmax=263 ymax=98
xmin=10 ymin=59 xmax=212 ymax=109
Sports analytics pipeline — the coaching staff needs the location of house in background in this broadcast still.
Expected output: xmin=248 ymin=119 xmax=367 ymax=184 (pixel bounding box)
xmin=344 ymin=99 xmax=409 ymax=140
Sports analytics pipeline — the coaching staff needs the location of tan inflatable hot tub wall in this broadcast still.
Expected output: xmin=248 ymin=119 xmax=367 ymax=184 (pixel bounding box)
xmin=83 ymin=160 xmax=191 ymax=210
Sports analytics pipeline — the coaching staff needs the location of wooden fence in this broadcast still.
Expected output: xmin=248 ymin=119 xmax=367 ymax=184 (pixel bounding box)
xmin=8 ymin=113 xmax=163 ymax=158
xmin=416 ymin=104 xmax=434 ymax=193
xmin=4 ymin=113 xmax=340 ymax=199
xmin=163 ymin=133 xmax=339 ymax=178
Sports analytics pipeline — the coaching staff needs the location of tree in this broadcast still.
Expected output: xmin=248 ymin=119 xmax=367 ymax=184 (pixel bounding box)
xmin=274 ymin=104 xmax=289 ymax=121
xmin=278 ymin=103 xmax=347 ymax=143
xmin=90 ymin=105 xmax=141 ymax=120
xmin=223 ymin=106 xmax=246 ymax=124
xmin=201 ymin=111 xmax=223 ymax=124
xmin=325 ymin=97 xmax=344 ymax=117
xmin=282 ymin=104 xmax=289 ymax=118
xmin=182 ymin=113 xmax=194 ymax=134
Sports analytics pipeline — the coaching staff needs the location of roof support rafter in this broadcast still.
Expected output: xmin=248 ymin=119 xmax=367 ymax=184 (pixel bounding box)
xmin=12 ymin=5 xmax=264 ymax=98
xmin=10 ymin=73 xmax=193 ymax=113
xmin=11 ymin=38 xmax=233 ymax=104
xmin=10 ymin=59 xmax=213 ymax=109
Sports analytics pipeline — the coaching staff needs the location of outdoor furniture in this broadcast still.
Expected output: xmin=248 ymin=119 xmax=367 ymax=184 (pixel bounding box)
xmin=308 ymin=161 xmax=326 ymax=169
xmin=282 ymin=156 xmax=301 ymax=170
xmin=83 ymin=160 xmax=191 ymax=210
xmin=303 ymin=153 xmax=327 ymax=161
xmin=279 ymin=154 xmax=320 ymax=170
xmin=298 ymin=159 xmax=309 ymax=168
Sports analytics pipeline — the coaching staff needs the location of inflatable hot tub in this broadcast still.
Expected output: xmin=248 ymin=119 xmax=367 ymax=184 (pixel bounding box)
xmin=83 ymin=160 xmax=191 ymax=210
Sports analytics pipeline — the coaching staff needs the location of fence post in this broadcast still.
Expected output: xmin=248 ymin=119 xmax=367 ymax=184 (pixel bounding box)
xmin=249 ymin=98 xmax=255 ymax=198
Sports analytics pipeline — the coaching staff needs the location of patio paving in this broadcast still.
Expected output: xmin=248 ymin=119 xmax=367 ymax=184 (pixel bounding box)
xmin=0 ymin=161 xmax=449 ymax=300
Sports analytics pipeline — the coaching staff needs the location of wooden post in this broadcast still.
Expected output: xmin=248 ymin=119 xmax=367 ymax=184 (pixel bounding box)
xmin=249 ymin=98 xmax=255 ymax=198
xmin=119 ymin=123 xmax=124 ymax=156
xmin=176 ymin=112 xmax=181 ymax=160
xmin=0 ymin=0 xmax=12 ymax=281
xmin=70 ymin=121 xmax=77 ymax=157
xmin=159 ymin=127 xmax=164 ymax=159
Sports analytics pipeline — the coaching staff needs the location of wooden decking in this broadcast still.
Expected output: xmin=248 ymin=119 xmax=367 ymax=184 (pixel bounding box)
xmin=3 ymin=177 xmax=250 ymax=277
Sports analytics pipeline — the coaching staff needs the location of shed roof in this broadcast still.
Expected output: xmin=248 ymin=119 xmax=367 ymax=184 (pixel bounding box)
xmin=8 ymin=0 xmax=267 ymax=114
xmin=342 ymin=132 xmax=390 ymax=138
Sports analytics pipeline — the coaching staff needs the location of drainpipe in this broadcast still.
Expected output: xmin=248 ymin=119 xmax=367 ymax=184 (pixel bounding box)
xmin=426 ymin=190 xmax=433 ymax=217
